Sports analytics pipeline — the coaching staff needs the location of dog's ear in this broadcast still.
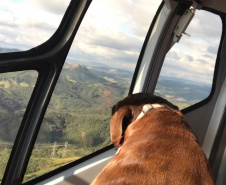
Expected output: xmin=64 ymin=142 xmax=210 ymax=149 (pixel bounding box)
xmin=110 ymin=106 xmax=131 ymax=147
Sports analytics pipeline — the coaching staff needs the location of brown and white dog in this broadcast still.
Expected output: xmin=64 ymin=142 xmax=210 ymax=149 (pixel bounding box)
xmin=91 ymin=93 xmax=215 ymax=185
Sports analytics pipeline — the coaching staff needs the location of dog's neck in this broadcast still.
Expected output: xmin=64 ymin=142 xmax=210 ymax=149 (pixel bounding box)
xmin=116 ymin=104 xmax=165 ymax=156
xmin=136 ymin=104 xmax=164 ymax=120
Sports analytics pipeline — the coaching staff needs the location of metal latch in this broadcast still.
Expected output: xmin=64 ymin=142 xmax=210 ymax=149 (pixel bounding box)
xmin=172 ymin=1 xmax=202 ymax=44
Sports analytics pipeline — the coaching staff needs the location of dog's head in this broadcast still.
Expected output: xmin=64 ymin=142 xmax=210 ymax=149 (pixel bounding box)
xmin=110 ymin=93 xmax=179 ymax=147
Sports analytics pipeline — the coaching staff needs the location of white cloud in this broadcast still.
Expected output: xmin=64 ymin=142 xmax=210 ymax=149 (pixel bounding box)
xmin=25 ymin=0 xmax=69 ymax=15
xmin=160 ymin=36 xmax=218 ymax=84
xmin=67 ymin=0 xmax=161 ymax=70
xmin=187 ymin=10 xmax=222 ymax=40
xmin=0 ymin=0 xmax=69 ymax=48
xmin=159 ymin=9 xmax=221 ymax=84
xmin=0 ymin=0 xmax=222 ymax=84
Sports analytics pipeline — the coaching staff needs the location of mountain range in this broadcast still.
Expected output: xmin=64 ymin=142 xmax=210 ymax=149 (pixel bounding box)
xmin=0 ymin=50 xmax=213 ymax=181
xmin=0 ymin=47 xmax=212 ymax=145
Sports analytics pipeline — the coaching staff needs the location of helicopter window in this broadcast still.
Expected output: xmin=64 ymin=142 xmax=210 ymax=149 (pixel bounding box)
xmin=154 ymin=10 xmax=222 ymax=110
xmin=0 ymin=0 xmax=70 ymax=52
xmin=0 ymin=70 xmax=38 ymax=183
xmin=23 ymin=0 xmax=161 ymax=183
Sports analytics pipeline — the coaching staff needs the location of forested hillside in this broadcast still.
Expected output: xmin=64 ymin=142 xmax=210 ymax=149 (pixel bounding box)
xmin=0 ymin=64 xmax=130 ymax=145
xmin=0 ymin=63 xmax=131 ymax=182
xmin=0 ymin=61 xmax=211 ymax=182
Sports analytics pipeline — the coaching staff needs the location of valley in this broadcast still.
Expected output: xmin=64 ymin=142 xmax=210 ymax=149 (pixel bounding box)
xmin=0 ymin=57 xmax=211 ymax=182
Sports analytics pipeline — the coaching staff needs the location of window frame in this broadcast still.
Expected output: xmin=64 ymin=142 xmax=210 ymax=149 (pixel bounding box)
xmin=21 ymin=3 xmax=226 ymax=184
xmin=21 ymin=1 xmax=166 ymax=185
xmin=181 ymin=7 xmax=225 ymax=115
xmin=4 ymin=1 xmax=220 ymax=184
xmin=153 ymin=9 xmax=224 ymax=111
xmin=0 ymin=0 xmax=92 ymax=184
xmin=130 ymin=1 xmax=225 ymax=115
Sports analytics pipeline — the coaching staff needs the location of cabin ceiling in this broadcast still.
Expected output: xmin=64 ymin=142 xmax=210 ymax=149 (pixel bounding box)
xmin=201 ymin=0 xmax=226 ymax=13
xmin=175 ymin=0 xmax=226 ymax=13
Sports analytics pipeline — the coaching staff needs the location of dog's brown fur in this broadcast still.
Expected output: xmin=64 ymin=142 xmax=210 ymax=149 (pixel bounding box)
xmin=91 ymin=93 xmax=215 ymax=185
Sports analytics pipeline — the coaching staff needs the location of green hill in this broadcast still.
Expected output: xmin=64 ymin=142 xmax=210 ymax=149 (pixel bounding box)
xmin=155 ymin=76 xmax=211 ymax=109
xmin=0 ymin=60 xmax=212 ymax=182
xmin=0 ymin=63 xmax=131 ymax=182
xmin=62 ymin=64 xmax=107 ymax=83
xmin=0 ymin=64 xmax=129 ymax=144
xmin=0 ymin=63 xmax=212 ymax=144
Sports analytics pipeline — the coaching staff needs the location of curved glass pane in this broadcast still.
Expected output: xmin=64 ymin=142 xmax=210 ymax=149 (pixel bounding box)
xmin=155 ymin=10 xmax=222 ymax=109
xmin=0 ymin=0 xmax=70 ymax=52
xmin=24 ymin=0 xmax=161 ymax=182
xmin=0 ymin=71 xmax=38 ymax=183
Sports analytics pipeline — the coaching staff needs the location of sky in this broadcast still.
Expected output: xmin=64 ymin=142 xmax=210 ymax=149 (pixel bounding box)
xmin=0 ymin=0 xmax=222 ymax=84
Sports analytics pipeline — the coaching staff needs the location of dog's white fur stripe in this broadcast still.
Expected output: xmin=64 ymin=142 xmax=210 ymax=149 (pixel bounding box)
xmin=136 ymin=104 xmax=163 ymax=120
